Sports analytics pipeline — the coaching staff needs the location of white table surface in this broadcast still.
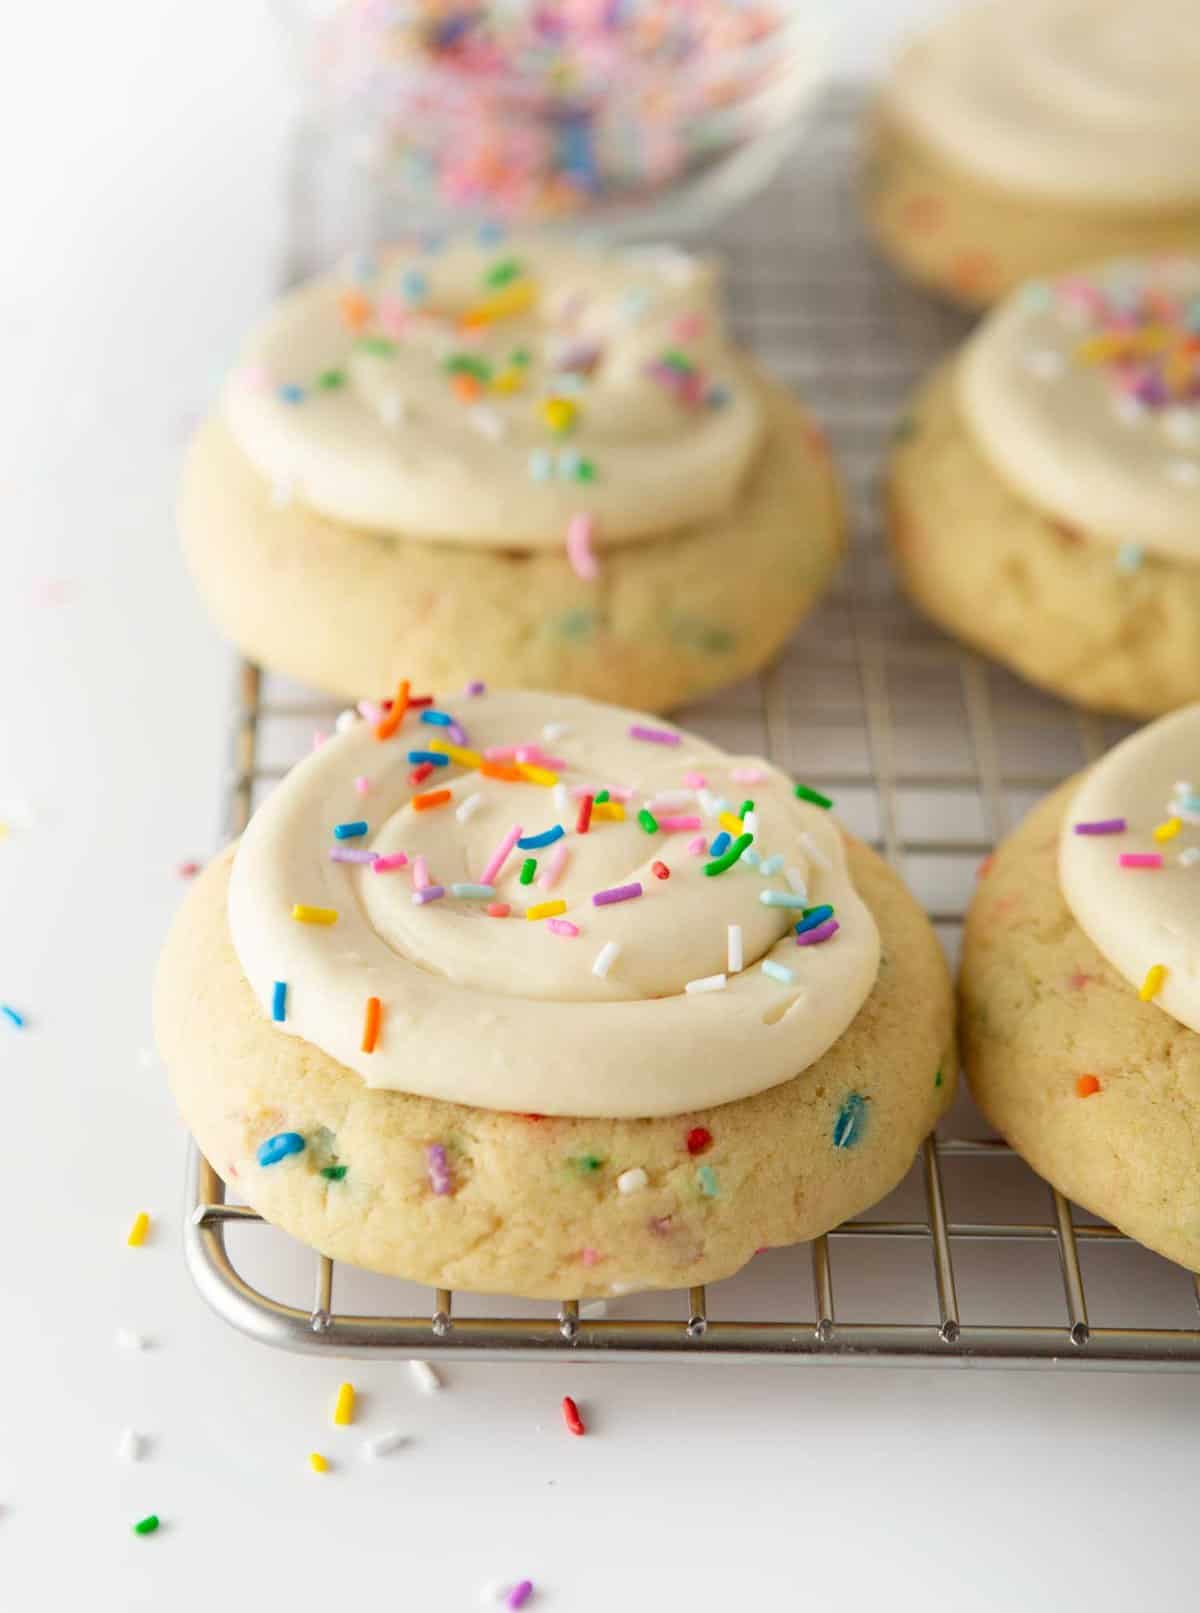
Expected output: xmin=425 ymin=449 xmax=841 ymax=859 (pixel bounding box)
xmin=4 ymin=2 xmax=1195 ymax=1606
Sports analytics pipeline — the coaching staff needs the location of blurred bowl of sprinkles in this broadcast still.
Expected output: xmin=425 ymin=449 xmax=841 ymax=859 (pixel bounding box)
xmin=290 ymin=0 xmax=831 ymax=237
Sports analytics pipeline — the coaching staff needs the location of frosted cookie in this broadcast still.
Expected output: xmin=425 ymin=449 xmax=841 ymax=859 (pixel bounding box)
xmin=155 ymin=688 xmax=954 ymax=1298
xmin=962 ymin=705 xmax=1200 ymax=1270
xmin=863 ymin=0 xmax=1200 ymax=307
xmin=179 ymin=238 xmax=843 ymax=710
xmin=887 ymin=257 xmax=1200 ymax=717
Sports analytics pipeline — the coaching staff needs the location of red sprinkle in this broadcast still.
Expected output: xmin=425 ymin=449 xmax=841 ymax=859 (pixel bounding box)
xmin=651 ymin=860 xmax=669 ymax=880
xmin=409 ymin=762 xmax=435 ymax=784
xmin=562 ymin=1395 xmax=586 ymax=1437
xmin=686 ymin=1127 xmax=712 ymax=1156
xmin=487 ymin=902 xmax=511 ymax=918
xmin=1076 ymin=1074 xmax=1101 ymax=1099
xmin=576 ymin=793 xmax=594 ymax=835
xmin=177 ymin=860 xmax=202 ymax=879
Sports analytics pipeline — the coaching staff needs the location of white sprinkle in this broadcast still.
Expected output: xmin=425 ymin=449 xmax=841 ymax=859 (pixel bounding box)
xmin=617 ymin=1167 xmax=648 ymax=1195
xmin=1167 ymin=458 xmax=1200 ymax=486
xmin=115 ymin=1328 xmax=148 ymax=1352
xmin=456 ymin=792 xmax=483 ymax=824
xmin=727 ymin=924 xmax=743 ymax=973
xmin=760 ymin=853 xmax=784 ymax=876
xmin=409 ymin=1359 xmax=441 ymax=1394
xmin=468 ymin=404 xmax=506 ymax=440
xmin=579 ymin=1299 xmax=608 ymax=1319
xmin=364 ymin=1430 xmax=410 ymax=1460
xmin=742 ymin=810 xmax=758 ymax=839
xmin=685 ymin=973 xmax=727 ymax=995
xmin=270 ymin=475 xmax=295 ymax=508
xmin=1163 ymin=408 xmax=1200 ymax=447
xmin=593 ymin=941 xmax=621 ymax=979
xmin=646 ymin=790 xmax=694 ymax=811
xmin=799 ymin=833 xmax=831 ymax=872
xmin=553 ymin=782 xmax=570 ymax=814
xmin=479 ymin=1581 xmax=511 ymax=1605
xmin=761 ymin=960 xmax=795 ymax=985
xmin=697 ymin=789 xmax=722 ymax=820
xmin=1112 ymin=395 xmax=1147 ymax=427
xmin=334 ymin=708 xmax=358 ymax=733
xmin=1179 ymin=847 xmax=1200 ymax=868
xmin=380 ymin=392 xmax=406 ymax=428
xmin=1116 ymin=543 xmax=1144 ymax=573
xmin=1023 ymin=348 xmax=1065 ymax=381
xmin=784 ymin=866 xmax=808 ymax=898
xmin=543 ymin=721 xmax=570 ymax=743
xmin=116 ymin=1428 xmax=143 ymax=1463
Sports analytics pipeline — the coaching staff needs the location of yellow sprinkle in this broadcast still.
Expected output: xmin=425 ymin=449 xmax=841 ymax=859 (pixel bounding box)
xmin=308 ymin=1452 xmax=329 ymax=1474
xmin=593 ymin=800 xmax=625 ymax=821
xmin=526 ymin=899 xmax=567 ymax=922
xmin=1075 ymin=333 xmax=1133 ymax=364
xmin=516 ymin=763 xmax=558 ymax=786
xmin=429 ymin=739 xmax=484 ymax=768
xmin=292 ymin=904 xmax=338 ymax=926
xmin=0 ymin=823 xmax=9 ymax=840
xmin=461 ymin=280 xmax=537 ymax=326
xmin=1140 ymin=964 xmax=1167 ymax=1002
xmin=541 ymin=397 xmax=577 ymax=434
xmin=1154 ymin=817 xmax=1182 ymax=842
xmin=332 ymin=1382 xmax=355 ymax=1426
xmin=718 ymin=811 xmax=744 ymax=837
xmin=126 ymin=1211 xmax=151 ymax=1248
xmin=491 ymin=369 xmax=524 ymax=394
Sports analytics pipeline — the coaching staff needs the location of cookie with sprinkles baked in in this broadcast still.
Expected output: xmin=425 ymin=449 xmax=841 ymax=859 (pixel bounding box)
xmin=862 ymin=0 xmax=1200 ymax=307
xmin=154 ymin=687 xmax=954 ymax=1299
xmin=962 ymin=705 xmax=1200 ymax=1271
xmin=887 ymin=256 xmax=1200 ymax=718
xmin=179 ymin=237 xmax=844 ymax=712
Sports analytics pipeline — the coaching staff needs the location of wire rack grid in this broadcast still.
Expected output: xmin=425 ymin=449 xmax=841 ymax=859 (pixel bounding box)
xmin=185 ymin=87 xmax=1200 ymax=1369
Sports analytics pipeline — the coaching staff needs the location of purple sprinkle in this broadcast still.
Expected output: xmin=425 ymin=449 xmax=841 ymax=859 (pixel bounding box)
xmin=426 ymin=1143 xmax=452 ymax=1196
xmin=795 ymin=918 xmax=839 ymax=947
xmin=329 ymin=848 xmax=378 ymax=864
xmin=507 ymin=1583 xmax=534 ymax=1611
xmin=1073 ymin=818 xmax=1127 ymax=835
xmin=628 ymin=724 xmax=680 ymax=747
xmin=448 ymin=721 xmax=469 ymax=746
xmin=592 ymin=882 xmax=643 ymax=906
xmin=412 ymin=885 xmax=446 ymax=905
xmin=465 ymin=680 xmax=486 ymax=697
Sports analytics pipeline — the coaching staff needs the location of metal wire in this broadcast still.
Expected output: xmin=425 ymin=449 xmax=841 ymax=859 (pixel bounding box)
xmin=183 ymin=87 xmax=1200 ymax=1368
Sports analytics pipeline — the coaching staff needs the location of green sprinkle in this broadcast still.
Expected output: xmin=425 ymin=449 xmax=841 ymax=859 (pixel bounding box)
xmin=739 ymin=799 xmax=755 ymax=818
xmin=485 ymin=257 xmax=523 ymax=288
xmin=570 ymin=1153 xmax=604 ymax=1175
xmin=934 ymin=1067 xmax=944 ymax=1090
xmin=637 ymin=809 xmax=658 ymax=834
xmin=662 ymin=349 xmax=695 ymax=373
xmin=794 ymin=784 xmax=833 ymax=810
xmin=510 ymin=347 xmax=532 ymax=367
xmin=357 ymin=335 xmax=397 ymax=357
xmin=696 ymin=1165 xmax=719 ymax=1198
xmin=444 ymin=354 xmax=493 ymax=381
xmin=594 ymin=789 xmax=610 ymax=804
xmin=316 ymin=369 xmax=346 ymax=390
xmin=133 ymin=1515 xmax=160 ymax=1537
xmin=519 ymin=857 xmax=537 ymax=885
xmin=572 ymin=458 xmax=597 ymax=482
xmin=321 ymin=1164 xmax=348 ymax=1181
xmin=704 ymin=831 xmax=753 ymax=877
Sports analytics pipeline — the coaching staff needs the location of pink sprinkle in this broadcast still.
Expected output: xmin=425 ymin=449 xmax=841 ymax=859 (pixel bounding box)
xmin=240 ymin=362 xmax=271 ymax=391
xmin=357 ymin=699 xmax=384 ymax=724
xmin=353 ymin=776 xmax=371 ymax=796
xmin=796 ymin=918 xmax=839 ymax=946
xmin=517 ymin=747 xmax=566 ymax=769
xmin=548 ymin=918 xmax=579 ymax=937
xmin=312 ymin=730 xmax=327 ymax=751
xmin=687 ymin=835 xmax=707 ymax=856
xmin=373 ymin=852 xmax=409 ymax=874
xmin=672 ymin=312 xmax=705 ymax=341
xmin=1119 ymin=853 xmax=1163 ymax=869
xmin=485 ymin=746 xmax=519 ymax=761
xmin=329 ymin=848 xmax=377 ymax=864
xmin=177 ymin=860 xmax=202 ymax=879
xmin=507 ymin=1581 xmax=534 ymax=1610
xmin=377 ymin=296 xmax=411 ymax=336
xmin=487 ymin=902 xmax=511 ymax=918
xmin=566 ymin=512 xmax=599 ymax=581
xmin=412 ymin=854 xmax=430 ymax=891
xmin=579 ymin=1248 xmax=600 ymax=1267
xmin=481 ymin=824 xmax=523 ymax=886
xmin=683 ymin=772 xmax=707 ymax=788
xmin=657 ymin=814 xmax=702 ymax=832
xmin=732 ymin=767 xmax=765 ymax=783
xmin=538 ymin=841 xmax=569 ymax=890
xmin=426 ymin=1143 xmax=452 ymax=1196
xmin=629 ymin=724 xmax=679 ymax=746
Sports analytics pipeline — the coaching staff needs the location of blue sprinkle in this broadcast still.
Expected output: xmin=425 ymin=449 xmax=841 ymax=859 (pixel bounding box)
xmin=406 ymin=751 xmax=450 ymax=766
xmin=529 ymin=449 xmax=554 ymax=481
xmin=517 ymin=824 xmax=565 ymax=850
xmin=709 ymin=831 xmax=731 ymax=858
xmin=760 ymin=890 xmax=808 ymax=909
xmin=741 ymin=847 xmax=761 ymax=867
xmin=620 ymin=288 xmax=651 ymax=322
xmin=278 ymin=383 xmax=305 ymax=404
xmin=450 ymin=882 xmax=495 ymax=900
xmin=795 ymin=904 xmax=835 ymax=934
xmin=257 ymin=1132 xmax=305 ymax=1167
xmin=349 ymin=251 xmax=377 ymax=284
xmin=420 ymin=231 xmax=445 ymax=255
xmin=271 ymin=981 xmax=287 ymax=1023
xmin=761 ymin=960 xmax=794 ymax=985
xmin=760 ymin=853 xmax=784 ymax=876
xmin=477 ymin=221 xmax=506 ymax=244
xmin=420 ymin=710 xmax=454 ymax=727
xmin=833 ymin=1094 xmax=868 ymax=1150
xmin=706 ymin=384 xmax=731 ymax=409
xmin=1116 ymin=543 xmax=1144 ymax=573
xmin=1176 ymin=792 xmax=1200 ymax=816
xmin=1019 ymin=281 xmax=1053 ymax=312
xmin=696 ymin=1165 xmax=720 ymax=1198
xmin=401 ymin=269 xmax=429 ymax=303
xmin=1 ymin=1004 xmax=25 ymax=1029
xmin=557 ymin=448 xmax=582 ymax=479
xmin=333 ymin=820 xmax=369 ymax=839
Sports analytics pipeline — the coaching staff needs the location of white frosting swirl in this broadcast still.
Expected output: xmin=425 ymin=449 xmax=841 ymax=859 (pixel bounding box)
xmin=227 ymin=690 xmax=880 ymax=1118
xmin=1060 ymin=703 xmax=1200 ymax=1031
xmin=223 ymin=238 xmax=760 ymax=549
xmin=958 ymin=257 xmax=1200 ymax=558
xmin=885 ymin=0 xmax=1200 ymax=205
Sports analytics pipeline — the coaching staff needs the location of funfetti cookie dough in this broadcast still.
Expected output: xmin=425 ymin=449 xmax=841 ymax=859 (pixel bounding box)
xmin=963 ymin=705 xmax=1200 ymax=1271
xmin=155 ymin=688 xmax=954 ymax=1299
xmin=180 ymin=237 xmax=843 ymax=710
xmin=862 ymin=0 xmax=1200 ymax=306
xmin=887 ymin=256 xmax=1200 ymax=717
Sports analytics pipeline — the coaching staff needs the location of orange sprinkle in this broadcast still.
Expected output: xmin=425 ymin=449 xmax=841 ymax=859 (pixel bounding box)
xmin=339 ymin=290 xmax=372 ymax=330
xmin=361 ymin=996 xmax=382 ymax=1053
xmin=452 ymin=373 xmax=484 ymax=404
xmin=1075 ymin=1074 xmax=1101 ymax=1099
xmin=481 ymin=761 xmax=522 ymax=782
xmin=412 ymin=789 xmax=451 ymax=812
xmin=375 ymin=678 xmax=411 ymax=741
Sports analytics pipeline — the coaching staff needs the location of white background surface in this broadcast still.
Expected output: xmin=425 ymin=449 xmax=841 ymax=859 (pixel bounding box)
xmin=3 ymin=3 xmax=1195 ymax=1607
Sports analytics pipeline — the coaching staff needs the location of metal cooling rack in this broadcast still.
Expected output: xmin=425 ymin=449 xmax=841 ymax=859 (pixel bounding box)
xmin=185 ymin=86 xmax=1200 ymax=1368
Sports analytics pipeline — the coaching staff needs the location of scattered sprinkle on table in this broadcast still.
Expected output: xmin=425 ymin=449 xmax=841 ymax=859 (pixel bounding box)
xmin=365 ymin=1430 xmax=410 ymax=1460
xmin=126 ymin=1212 xmax=151 ymax=1248
xmin=410 ymin=1360 xmax=442 ymax=1394
xmin=507 ymin=1582 xmax=535 ymax=1611
xmin=332 ymin=1382 xmax=356 ymax=1426
xmin=562 ymin=1395 xmax=586 ymax=1436
xmin=309 ymin=1452 xmax=329 ymax=1474
xmin=1 ymin=1003 xmax=25 ymax=1029
xmin=132 ymin=1515 xmax=160 ymax=1537
xmin=116 ymin=1428 xmax=143 ymax=1463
